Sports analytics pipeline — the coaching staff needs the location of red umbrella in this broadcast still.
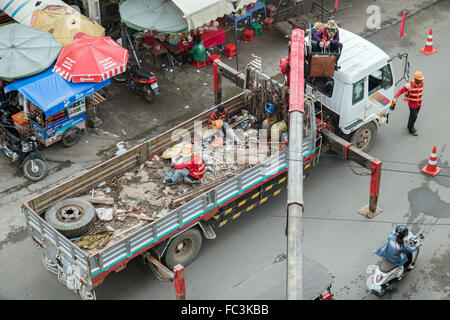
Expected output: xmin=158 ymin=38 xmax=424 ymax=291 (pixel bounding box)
xmin=52 ymin=35 xmax=128 ymax=83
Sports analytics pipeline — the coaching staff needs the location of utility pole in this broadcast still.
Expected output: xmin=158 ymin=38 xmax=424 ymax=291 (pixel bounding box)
xmin=285 ymin=29 xmax=305 ymax=300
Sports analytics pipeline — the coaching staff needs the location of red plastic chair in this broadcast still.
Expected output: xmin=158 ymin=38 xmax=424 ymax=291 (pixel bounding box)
xmin=264 ymin=17 xmax=274 ymax=31
xmin=243 ymin=29 xmax=254 ymax=42
xmin=193 ymin=58 xmax=207 ymax=69
xmin=207 ymin=54 xmax=221 ymax=65
xmin=224 ymin=43 xmax=236 ymax=58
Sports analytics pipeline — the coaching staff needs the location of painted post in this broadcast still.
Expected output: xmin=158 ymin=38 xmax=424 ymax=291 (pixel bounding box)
xmin=213 ymin=62 xmax=222 ymax=105
xmin=173 ymin=264 xmax=186 ymax=300
xmin=400 ymin=11 xmax=406 ymax=38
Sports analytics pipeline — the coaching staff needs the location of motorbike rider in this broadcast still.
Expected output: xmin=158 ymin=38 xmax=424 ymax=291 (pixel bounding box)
xmin=374 ymin=225 xmax=421 ymax=271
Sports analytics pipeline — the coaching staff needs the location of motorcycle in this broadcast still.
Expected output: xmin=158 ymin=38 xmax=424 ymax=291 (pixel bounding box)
xmin=0 ymin=112 xmax=48 ymax=181
xmin=368 ymin=226 xmax=424 ymax=297
xmin=112 ymin=64 xmax=160 ymax=102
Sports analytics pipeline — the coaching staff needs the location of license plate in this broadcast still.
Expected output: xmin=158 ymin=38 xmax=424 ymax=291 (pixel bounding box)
xmin=151 ymin=83 xmax=158 ymax=89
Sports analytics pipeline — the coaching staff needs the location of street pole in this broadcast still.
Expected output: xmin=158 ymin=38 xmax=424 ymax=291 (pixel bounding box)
xmin=286 ymin=29 xmax=305 ymax=300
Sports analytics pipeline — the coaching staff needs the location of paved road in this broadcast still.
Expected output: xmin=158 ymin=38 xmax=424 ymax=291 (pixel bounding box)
xmin=1 ymin=0 xmax=449 ymax=300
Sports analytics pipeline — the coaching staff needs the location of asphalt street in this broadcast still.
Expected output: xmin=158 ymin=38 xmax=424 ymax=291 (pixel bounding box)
xmin=0 ymin=0 xmax=449 ymax=300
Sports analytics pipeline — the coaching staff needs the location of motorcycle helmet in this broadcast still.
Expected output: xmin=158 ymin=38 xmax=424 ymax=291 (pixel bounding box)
xmin=395 ymin=225 xmax=409 ymax=242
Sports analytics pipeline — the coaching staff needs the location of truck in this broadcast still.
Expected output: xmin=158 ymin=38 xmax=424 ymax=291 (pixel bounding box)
xmin=22 ymin=27 xmax=404 ymax=300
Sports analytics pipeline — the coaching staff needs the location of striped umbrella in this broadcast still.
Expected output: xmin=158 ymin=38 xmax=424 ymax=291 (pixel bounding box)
xmin=52 ymin=35 xmax=128 ymax=83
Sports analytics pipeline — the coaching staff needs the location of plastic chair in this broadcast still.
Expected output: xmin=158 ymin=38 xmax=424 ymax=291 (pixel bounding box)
xmin=251 ymin=22 xmax=262 ymax=36
xmin=207 ymin=54 xmax=221 ymax=65
xmin=264 ymin=17 xmax=274 ymax=31
xmin=193 ymin=58 xmax=207 ymax=69
xmin=224 ymin=43 xmax=236 ymax=58
xmin=243 ymin=29 xmax=255 ymax=42
xmin=266 ymin=4 xmax=277 ymax=18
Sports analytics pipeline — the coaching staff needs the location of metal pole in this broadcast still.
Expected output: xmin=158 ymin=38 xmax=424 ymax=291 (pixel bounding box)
xmin=286 ymin=29 xmax=305 ymax=300
xmin=234 ymin=25 xmax=239 ymax=71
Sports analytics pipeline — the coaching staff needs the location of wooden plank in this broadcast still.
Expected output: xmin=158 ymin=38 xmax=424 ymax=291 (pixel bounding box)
xmin=82 ymin=196 xmax=115 ymax=206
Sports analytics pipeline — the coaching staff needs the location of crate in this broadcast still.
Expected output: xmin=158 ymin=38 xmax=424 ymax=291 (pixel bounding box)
xmin=309 ymin=55 xmax=335 ymax=77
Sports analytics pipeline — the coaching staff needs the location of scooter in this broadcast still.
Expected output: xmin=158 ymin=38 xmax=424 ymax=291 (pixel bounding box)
xmin=368 ymin=227 xmax=424 ymax=297
xmin=0 ymin=112 xmax=48 ymax=181
xmin=112 ymin=64 xmax=160 ymax=103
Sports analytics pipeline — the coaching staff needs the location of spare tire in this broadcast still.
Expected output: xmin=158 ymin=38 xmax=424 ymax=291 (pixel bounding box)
xmin=45 ymin=198 xmax=97 ymax=238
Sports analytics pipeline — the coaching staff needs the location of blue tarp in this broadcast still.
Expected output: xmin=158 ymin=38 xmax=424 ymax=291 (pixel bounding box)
xmin=4 ymin=66 xmax=110 ymax=117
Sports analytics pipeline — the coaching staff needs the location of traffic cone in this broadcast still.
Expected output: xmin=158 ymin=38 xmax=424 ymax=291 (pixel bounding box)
xmin=421 ymin=146 xmax=441 ymax=176
xmin=420 ymin=29 xmax=437 ymax=55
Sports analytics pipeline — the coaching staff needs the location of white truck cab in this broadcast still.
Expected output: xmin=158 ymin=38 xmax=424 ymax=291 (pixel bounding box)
xmin=305 ymin=28 xmax=409 ymax=151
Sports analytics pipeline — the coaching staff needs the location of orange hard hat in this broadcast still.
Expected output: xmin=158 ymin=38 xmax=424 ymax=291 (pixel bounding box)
xmin=414 ymin=71 xmax=424 ymax=80
xmin=212 ymin=119 xmax=223 ymax=130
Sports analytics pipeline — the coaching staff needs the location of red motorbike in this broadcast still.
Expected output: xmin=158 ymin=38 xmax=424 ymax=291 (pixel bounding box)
xmin=113 ymin=64 xmax=160 ymax=103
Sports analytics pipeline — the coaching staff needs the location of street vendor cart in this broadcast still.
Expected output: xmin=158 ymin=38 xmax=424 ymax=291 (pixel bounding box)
xmin=4 ymin=67 xmax=110 ymax=148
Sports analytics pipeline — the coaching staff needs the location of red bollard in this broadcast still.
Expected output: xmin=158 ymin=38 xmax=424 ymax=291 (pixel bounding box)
xmin=173 ymin=264 xmax=186 ymax=300
xmin=399 ymin=11 xmax=406 ymax=38
xmin=359 ymin=159 xmax=382 ymax=218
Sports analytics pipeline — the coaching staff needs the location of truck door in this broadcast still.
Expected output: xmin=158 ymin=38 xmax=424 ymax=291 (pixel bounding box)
xmin=348 ymin=77 xmax=367 ymax=127
xmin=366 ymin=64 xmax=394 ymax=117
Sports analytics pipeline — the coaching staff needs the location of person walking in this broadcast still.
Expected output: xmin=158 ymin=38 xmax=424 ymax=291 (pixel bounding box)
xmin=390 ymin=71 xmax=424 ymax=136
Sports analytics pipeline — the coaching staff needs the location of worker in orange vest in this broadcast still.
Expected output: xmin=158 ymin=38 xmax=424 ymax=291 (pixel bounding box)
xmin=206 ymin=105 xmax=240 ymax=143
xmin=390 ymin=71 xmax=424 ymax=136
xmin=164 ymin=145 xmax=205 ymax=184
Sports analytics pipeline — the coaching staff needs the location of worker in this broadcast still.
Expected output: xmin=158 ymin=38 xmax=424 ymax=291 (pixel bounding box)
xmin=207 ymin=105 xmax=240 ymax=143
xmin=390 ymin=71 xmax=424 ymax=136
xmin=164 ymin=145 xmax=205 ymax=184
xmin=189 ymin=35 xmax=206 ymax=65
xmin=311 ymin=20 xmax=343 ymax=70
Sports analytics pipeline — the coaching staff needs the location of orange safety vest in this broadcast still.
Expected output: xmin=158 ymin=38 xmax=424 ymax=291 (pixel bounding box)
xmin=173 ymin=155 xmax=205 ymax=180
xmin=208 ymin=109 xmax=227 ymax=127
xmin=404 ymin=81 xmax=424 ymax=108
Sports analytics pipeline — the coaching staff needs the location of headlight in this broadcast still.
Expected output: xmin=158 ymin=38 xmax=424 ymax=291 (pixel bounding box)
xmin=22 ymin=141 xmax=31 ymax=153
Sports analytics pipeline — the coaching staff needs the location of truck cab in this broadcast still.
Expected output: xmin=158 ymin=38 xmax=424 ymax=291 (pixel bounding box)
xmin=305 ymin=28 xmax=407 ymax=151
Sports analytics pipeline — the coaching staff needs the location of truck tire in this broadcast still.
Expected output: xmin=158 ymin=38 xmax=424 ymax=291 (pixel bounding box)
xmin=163 ymin=228 xmax=203 ymax=269
xmin=45 ymin=198 xmax=97 ymax=238
xmin=350 ymin=122 xmax=377 ymax=152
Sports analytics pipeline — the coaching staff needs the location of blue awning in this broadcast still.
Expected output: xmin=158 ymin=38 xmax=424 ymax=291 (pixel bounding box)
xmin=5 ymin=66 xmax=110 ymax=117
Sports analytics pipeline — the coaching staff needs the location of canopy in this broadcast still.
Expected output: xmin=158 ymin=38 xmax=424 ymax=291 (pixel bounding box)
xmin=216 ymin=256 xmax=334 ymax=300
xmin=30 ymin=7 xmax=105 ymax=46
xmin=53 ymin=36 xmax=128 ymax=83
xmin=0 ymin=23 xmax=62 ymax=82
xmin=119 ymin=0 xmax=188 ymax=33
xmin=5 ymin=66 xmax=110 ymax=117
xmin=172 ymin=0 xmax=254 ymax=30
xmin=0 ymin=0 xmax=70 ymax=26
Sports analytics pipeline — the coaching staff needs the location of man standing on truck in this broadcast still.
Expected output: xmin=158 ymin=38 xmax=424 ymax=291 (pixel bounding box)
xmin=164 ymin=145 xmax=206 ymax=184
xmin=311 ymin=20 xmax=343 ymax=70
xmin=390 ymin=71 xmax=424 ymax=136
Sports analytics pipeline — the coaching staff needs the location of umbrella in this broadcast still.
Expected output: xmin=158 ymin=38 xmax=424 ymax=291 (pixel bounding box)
xmin=52 ymin=36 xmax=128 ymax=83
xmin=0 ymin=23 xmax=62 ymax=82
xmin=31 ymin=6 xmax=105 ymax=46
xmin=119 ymin=0 xmax=188 ymax=33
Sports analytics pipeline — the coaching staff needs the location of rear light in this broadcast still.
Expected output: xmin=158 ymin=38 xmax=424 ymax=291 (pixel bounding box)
xmin=321 ymin=293 xmax=334 ymax=300
xmin=136 ymin=78 xmax=157 ymax=84
xmin=376 ymin=275 xmax=383 ymax=282
xmin=148 ymin=77 xmax=157 ymax=84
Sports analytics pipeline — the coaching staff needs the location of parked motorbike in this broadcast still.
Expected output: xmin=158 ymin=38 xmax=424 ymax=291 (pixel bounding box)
xmin=112 ymin=64 xmax=160 ymax=102
xmin=368 ymin=226 xmax=424 ymax=297
xmin=0 ymin=112 xmax=48 ymax=181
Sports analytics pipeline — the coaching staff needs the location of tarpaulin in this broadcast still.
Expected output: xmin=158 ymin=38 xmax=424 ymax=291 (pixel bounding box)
xmin=5 ymin=66 xmax=110 ymax=117
xmin=0 ymin=0 xmax=70 ymax=26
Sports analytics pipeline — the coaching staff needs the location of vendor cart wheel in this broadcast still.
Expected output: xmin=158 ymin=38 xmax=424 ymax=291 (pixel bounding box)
xmin=163 ymin=227 xmax=203 ymax=269
xmin=62 ymin=127 xmax=82 ymax=147
xmin=350 ymin=122 xmax=377 ymax=152
xmin=143 ymin=86 xmax=155 ymax=103
xmin=45 ymin=198 xmax=97 ymax=238
xmin=23 ymin=158 xmax=48 ymax=181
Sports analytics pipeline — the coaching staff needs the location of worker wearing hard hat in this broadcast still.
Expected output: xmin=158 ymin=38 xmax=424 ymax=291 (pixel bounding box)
xmin=390 ymin=71 xmax=424 ymax=136
xmin=311 ymin=20 xmax=343 ymax=70
xmin=206 ymin=106 xmax=240 ymax=143
xmin=164 ymin=144 xmax=205 ymax=184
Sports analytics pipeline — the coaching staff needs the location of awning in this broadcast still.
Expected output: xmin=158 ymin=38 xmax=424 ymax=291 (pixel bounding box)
xmin=0 ymin=0 xmax=70 ymax=26
xmin=172 ymin=0 xmax=254 ymax=31
xmin=5 ymin=66 xmax=110 ymax=117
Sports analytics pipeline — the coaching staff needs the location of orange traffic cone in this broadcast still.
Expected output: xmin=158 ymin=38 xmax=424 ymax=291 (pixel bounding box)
xmin=420 ymin=29 xmax=437 ymax=55
xmin=421 ymin=146 xmax=441 ymax=176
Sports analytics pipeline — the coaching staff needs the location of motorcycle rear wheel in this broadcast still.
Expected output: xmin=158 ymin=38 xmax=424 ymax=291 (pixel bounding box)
xmin=143 ymin=86 xmax=155 ymax=103
xmin=112 ymin=71 xmax=129 ymax=83
xmin=23 ymin=158 xmax=48 ymax=181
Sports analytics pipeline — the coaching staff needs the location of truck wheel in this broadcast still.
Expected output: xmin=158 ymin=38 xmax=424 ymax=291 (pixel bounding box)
xmin=350 ymin=122 xmax=377 ymax=152
xmin=45 ymin=198 xmax=97 ymax=238
xmin=62 ymin=127 xmax=82 ymax=147
xmin=163 ymin=228 xmax=203 ymax=269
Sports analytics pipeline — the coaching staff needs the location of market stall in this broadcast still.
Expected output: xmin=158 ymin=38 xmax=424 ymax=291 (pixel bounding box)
xmin=4 ymin=67 xmax=110 ymax=147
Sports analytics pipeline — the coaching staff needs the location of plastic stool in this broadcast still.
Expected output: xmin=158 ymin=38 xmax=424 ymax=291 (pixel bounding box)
xmin=264 ymin=17 xmax=274 ymax=31
xmin=243 ymin=29 xmax=254 ymax=42
xmin=223 ymin=43 xmax=236 ymax=58
xmin=266 ymin=4 xmax=277 ymax=18
xmin=207 ymin=54 xmax=221 ymax=65
xmin=250 ymin=22 xmax=262 ymax=36
xmin=193 ymin=58 xmax=207 ymax=69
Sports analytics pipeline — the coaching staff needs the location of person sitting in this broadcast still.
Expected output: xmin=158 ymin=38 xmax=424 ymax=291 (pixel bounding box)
xmin=206 ymin=105 xmax=240 ymax=143
xmin=163 ymin=145 xmax=205 ymax=184
xmin=374 ymin=225 xmax=421 ymax=271
xmin=189 ymin=35 xmax=206 ymax=64
xmin=311 ymin=20 xmax=343 ymax=70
